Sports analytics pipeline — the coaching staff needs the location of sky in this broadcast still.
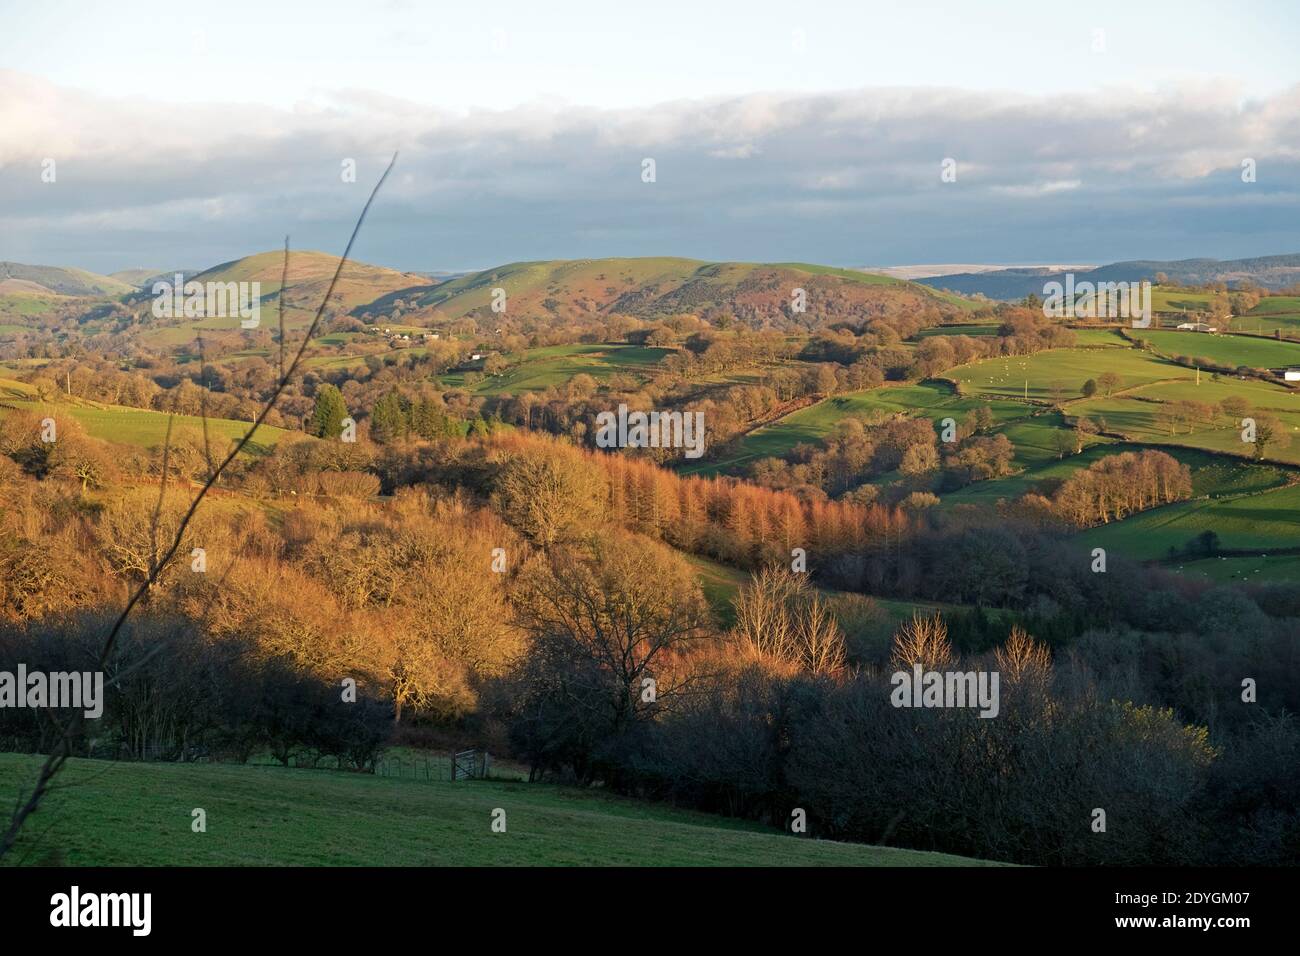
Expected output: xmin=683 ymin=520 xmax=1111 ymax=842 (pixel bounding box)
xmin=1 ymin=0 xmax=1298 ymax=274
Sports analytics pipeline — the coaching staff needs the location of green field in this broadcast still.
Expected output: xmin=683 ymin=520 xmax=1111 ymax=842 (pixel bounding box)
xmin=991 ymin=412 xmax=1106 ymax=469
xmin=687 ymin=554 xmax=751 ymax=625
xmin=1072 ymin=379 xmax=1300 ymax=465
xmin=1239 ymin=296 xmax=1300 ymax=334
xmin=0 ymin=754 xmax=987 ymax=866
xmin=438 ymin=343 xmax=671 ymax=395
xmin=0 ymin=292 xmax=66 ymax=318
xmin=1151 ymin=286 xmax=1213 ymax=313
xmin=687 ymin=382 xmax=1029 ymax=477
xmin=950 ymin=347 xmax=1188 ymax=402
xmin=1130 ymin=329 xmax=1300 ymax=369
xmin=0 ymin=376 xmax=37 ymax=400
xmin=1169 ymin=553 xmax=1300 ymax=583
xmin=1227 ymin=315 xmax=1300 ymax=337
xmin=0 ymin=400 xmax=292 ymax=455
xmin=1080 ymin=482 xmax=1300 ymax=560
xmin=1069 ymin=328 xmax=1132 ymax=348
xmin=942 ymin=443 xmax=1289 ymax=508
xmin=1248 ymin=296 xmax=1300 ymax=315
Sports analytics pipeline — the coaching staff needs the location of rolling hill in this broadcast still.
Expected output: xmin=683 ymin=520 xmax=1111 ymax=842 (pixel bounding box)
xmin=130 ymin=251 xmax=441 ymax=345
xmin=381 ymin=257 xmax=978 ymax=324
xmin=189 ymin=250 xmax=436 ymax=316
xmin=0 ymin=261 xmax=134 ymax=297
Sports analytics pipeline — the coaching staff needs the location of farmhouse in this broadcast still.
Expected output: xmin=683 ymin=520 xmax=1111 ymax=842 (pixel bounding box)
xmin=1175 ymin=321 xmax=1217 ymax=332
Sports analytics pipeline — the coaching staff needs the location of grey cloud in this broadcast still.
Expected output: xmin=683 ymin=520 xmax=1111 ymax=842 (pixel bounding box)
xmin=1 ymin=70 xmax=1297 ymax=272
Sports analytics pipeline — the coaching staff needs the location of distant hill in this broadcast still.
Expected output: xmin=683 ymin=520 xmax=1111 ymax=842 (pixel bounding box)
xmin=917 ymin=254 xmax=1300 ymax=300
xmin=383 ymin=257 xmax=977 ymax=325
xmin=109 ymin=268 xmax=199 ymax=290
xmin=0 ymin=262 xmax=134 ymax=297
xmin=188 ymin=250 xmax=437 ymax=316
xmin=0 ymin=278 xmax=63 ymax=296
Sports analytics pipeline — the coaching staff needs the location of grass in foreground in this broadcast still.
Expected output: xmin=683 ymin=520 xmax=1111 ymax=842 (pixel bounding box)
xmin=0 ymin=754 xmax=991 ymax=866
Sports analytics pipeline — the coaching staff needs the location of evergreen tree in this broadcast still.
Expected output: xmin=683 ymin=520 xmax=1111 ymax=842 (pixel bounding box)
xmin=308 ymin=383 xmax=348 ymax=439
xmin=411 ymin=398 xmax=446 ymax=440
xmin=370 ymin=391 xmax=407 ymax=444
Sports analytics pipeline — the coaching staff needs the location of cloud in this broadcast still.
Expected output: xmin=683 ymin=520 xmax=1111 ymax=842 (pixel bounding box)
xmin=991 ymin=180 xmax=1083 ymax=197
xmin=1 ymin=70 xmax=1297 ymax=271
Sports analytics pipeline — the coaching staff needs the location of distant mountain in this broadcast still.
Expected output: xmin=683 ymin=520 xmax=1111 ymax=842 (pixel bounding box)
xmin=916 ymin=254 xmax=1300 ymax=300
xmin=868 ymin=263 xmax=1092 ymax=281
xmin=380 ymin=257 xmax=977 ymax=325
xmin=0 ymin=262 xmax=134 ymax=297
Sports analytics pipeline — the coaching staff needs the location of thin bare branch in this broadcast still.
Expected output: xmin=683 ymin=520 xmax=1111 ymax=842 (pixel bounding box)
xmin=0 ymin=152 xmax=399 ymax=861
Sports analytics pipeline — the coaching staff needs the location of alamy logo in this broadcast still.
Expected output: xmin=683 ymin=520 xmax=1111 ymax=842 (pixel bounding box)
xmin=595 ymin=403 xmax=706 ymax=459
xmin=0 ymin=666 xmax=103 ymax=718
xmin=152 ymin=273 xmax=262 ymax=328
xmin=890 ymin=664 xmax=1000 ymax=718
xmin=50 ymin=886 xmax=151 ymax=936
xmin=1042 ymin=275 xmax=1151 ymax=327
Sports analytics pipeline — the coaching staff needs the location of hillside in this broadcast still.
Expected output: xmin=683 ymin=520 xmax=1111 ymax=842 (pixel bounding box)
xmin=382 ymin=257 xmax=977 ymax=324
xmin=190 ymin=250 xmax=436 ymax=317
xmin=0 ymin=261 xmax=134 ymax=297
xmin=0 ymin=754 xmax=991 ymax=867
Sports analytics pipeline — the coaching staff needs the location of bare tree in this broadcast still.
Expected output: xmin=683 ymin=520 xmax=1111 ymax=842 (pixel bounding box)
xmin=890 ymin=612 xmax=954 ymax=670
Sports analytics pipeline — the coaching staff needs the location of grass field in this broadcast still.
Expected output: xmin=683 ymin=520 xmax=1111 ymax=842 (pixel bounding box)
xmin=437 ymin=343 xmax=672 ymax=395
xmin=685 ymin=382 xmax=1029 ymax=477
xmin=1080 ymin=482 xmax=1300 ymax=560
xmin=949 ymin=347 xmax=1189 ymax=402
xmin=1151 ymin=286 xmax=1213 ymax=313
xmin=1130 ymin=329 xmax=1300 ymax=369
xmin=687 ymin=554 xmax=750 ymax=625
xmin=941 ymin=443 xmax=1289 ymax=508
xmin=0 ymin=754 xmax=988 ymax=866
xmin=0 ymin=376 xmax=37 ymax=399
xmin=0 ymin=399 xmax=293 ymax=455
xmin=1069 ymin=328 xmax=1132 ymax=347
xmin=1170 ymin=553 xmax=1300 ymax=583
xmin=1072 ymin=380 xmax=1300 ymax=465
xmin=1247 ymin=296 xmax=1300 ymax=315
xmin=1237 ymin=296 xmax=1300 ymax=335
xmin=991 ymin=412 xmax=1106 ymax=469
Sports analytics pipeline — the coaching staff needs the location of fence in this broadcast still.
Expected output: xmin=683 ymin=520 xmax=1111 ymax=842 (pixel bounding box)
xmin=452 ymin=748 xmax=490 ymax=781
xmin=374 ymin=751 xmax=491 ymax=781
xmin=375 ymin=755 xmax=446 ymax=780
